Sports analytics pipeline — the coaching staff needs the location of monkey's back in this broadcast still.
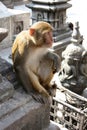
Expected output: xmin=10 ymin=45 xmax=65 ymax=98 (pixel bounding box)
xmin=12 ymin=30 xmax=30 ymax=65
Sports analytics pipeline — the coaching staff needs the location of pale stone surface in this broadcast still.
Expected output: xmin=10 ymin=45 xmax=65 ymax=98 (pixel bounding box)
xmin=0 ymin=76 xmax=14 ymax=102
xmin=0 ymin=57 xmax=50 ymax=130
xmin=0 ymin=2 xmax=30 ymax=50
xmin=0 ymin=50 xmax=68 ymax=130
xmin=0 ymin=88 xmax=50 ymax=130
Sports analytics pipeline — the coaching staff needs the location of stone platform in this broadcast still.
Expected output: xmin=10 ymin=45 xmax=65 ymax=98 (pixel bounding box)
xmin=0 ymin=57 xmax=67 ymax=130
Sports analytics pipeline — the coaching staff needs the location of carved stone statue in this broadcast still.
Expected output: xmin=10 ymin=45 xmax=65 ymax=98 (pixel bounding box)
xmin=58 ymin=22 xmax=87 ymax=95
xmin=58 ymin=42 xmax=87 ymax=95
xmin=80 ymin=51 xmax=87 ymax=77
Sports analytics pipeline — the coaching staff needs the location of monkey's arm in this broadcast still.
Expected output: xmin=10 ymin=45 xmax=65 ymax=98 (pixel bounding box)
xmin=27 ymin=69 xmax=49 ymax=97
xmin=45 ymin=51 xmax=61 ymax=73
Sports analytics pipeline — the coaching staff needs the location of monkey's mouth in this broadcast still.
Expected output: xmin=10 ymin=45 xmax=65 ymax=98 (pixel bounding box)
xmin=49 ymin=39 xmax=54 ymax=46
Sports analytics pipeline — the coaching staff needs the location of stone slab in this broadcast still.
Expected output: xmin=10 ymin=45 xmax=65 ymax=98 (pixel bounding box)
xmin=0 ymin=57 xmax=19 ymax=88
xmin=0 ymin=76 xmax=14 ymax=102
xmin=0 ymin=28 xmax=8 ymax=42
xmin=0 ymin=88 xmax=50 ymax=130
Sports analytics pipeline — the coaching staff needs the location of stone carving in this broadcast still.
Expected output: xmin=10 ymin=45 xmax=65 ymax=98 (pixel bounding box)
xmin=58 ymin=22 xmax=87 ymax=95
xmin=14 ymin=21 xmax=23 ymax=34
xmin=80 ymin=51 xmax=87 ymax=77
xmin=71 ymin=21 xmax=83 ymax=44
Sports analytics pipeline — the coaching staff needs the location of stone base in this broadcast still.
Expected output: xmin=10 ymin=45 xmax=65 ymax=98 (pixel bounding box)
xmin=0 ymin=88 xmax=50 ymax=130
xmin=0 ymin=54 xmax=68 ymax=130
xmin=0 ymin=76 xmax=14 ymax=102
xmin=0 ymin=57 xmax=50 ymax=130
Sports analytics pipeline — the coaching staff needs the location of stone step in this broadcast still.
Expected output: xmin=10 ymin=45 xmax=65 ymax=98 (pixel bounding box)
xmin=0 ymin=28 xmax=8 ymax=42
xmin=53 ymin=37 xmax=71 ymax=51
xmin=54 ymin=30 xmax=72 ymax=42
xmin=0 ymin=88 xmax=50 ymax=130
xmin=0 ymin=57 xmax=18 ymax=102
xmin=0 ymin=76 xmax=14 ymax=103
xmin=0 ymin=88 xmax=32 ymax=119
xmin=0 ymin=57 xmax=20 ymax=88
xmin=0 ymin=52 xmax=68 ymax=130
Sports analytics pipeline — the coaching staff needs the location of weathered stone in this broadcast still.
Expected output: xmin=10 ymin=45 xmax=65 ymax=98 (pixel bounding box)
xmin=58 ymin=32 xmax=87 ymax=95
xmin=0 ymin=74 xmax=2 ymax=83
xmin=0 ymin=76 xmax=14 ymax=102
xmin=0 ymin=0 xmax=14 ymax=8
xmin=0 ymin=57 xmax=51 ymax=130
xmin=0 ymin=88 xmax=50 ymax=130
xmin=0 ymin=58 xmax=18 ymax=102
xmin=14 ymin=0 xmax=31 ymax=6
xmin=0 ymin=28 xmax=8 ymax=42
xmin=0 ymin=57 xmax=18 ymax=88
xmin=0 ymin=2 xmax=30 ymax=50
xmin=26 ymin=0 xmax=72 ymax=57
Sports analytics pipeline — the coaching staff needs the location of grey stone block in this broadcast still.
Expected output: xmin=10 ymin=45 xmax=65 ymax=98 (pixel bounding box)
xmin=0 ymin=88 xmax=50 ymax=130
xmin=0 ymin=76 xmax=14 ymax=102
xmin=0 ymin=28 xmax=8 ymax=42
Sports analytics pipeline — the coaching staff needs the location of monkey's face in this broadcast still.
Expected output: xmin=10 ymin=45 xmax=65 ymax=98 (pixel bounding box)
xmin=32 ymin=30 xmax=53 ymax=48
xmin=43 ymin=31 xmax=53 ymax=47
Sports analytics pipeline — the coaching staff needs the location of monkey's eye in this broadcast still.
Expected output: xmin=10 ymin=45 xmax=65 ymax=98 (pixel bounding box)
xmin=47 ymin=31 xmax=52 ymax=36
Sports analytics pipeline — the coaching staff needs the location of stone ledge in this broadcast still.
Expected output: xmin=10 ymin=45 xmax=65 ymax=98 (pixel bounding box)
xmin=0 ymin=76 xmax=14 ymax=102
xmin=0 ymin=28 xmax=8 ymax=42
xmin=0 ymin=53 xmax=68 ymax=130
xmin=0 ymin=88 xmax=50 ymax=130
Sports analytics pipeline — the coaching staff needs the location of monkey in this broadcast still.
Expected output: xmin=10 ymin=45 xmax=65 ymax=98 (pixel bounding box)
xmin=12 ymin=21 xmax=61 ymax=103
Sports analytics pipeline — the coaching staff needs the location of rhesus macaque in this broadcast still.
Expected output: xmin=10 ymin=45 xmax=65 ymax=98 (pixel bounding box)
xmin=12 ymin=21 xmax=61 ymax=103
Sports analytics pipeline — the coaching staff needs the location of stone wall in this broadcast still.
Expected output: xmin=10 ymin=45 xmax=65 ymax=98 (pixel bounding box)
xmin=0 ymin=2 xmax=30 ymax=50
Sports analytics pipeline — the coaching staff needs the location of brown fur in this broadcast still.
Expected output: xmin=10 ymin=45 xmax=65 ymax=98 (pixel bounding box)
xmin=12 ymin=21 xmax=61 ymax=102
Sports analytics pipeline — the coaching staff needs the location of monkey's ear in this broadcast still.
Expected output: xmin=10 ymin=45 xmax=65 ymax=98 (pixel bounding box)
xmin=29 ymin=28 xmax=35 ymax=36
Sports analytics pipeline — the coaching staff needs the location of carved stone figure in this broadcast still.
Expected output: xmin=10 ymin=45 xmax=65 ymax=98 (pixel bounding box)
xmin=58 ymin=42 xmax=87 ymax=95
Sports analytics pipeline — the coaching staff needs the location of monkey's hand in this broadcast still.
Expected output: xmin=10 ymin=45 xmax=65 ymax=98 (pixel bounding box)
xmin=27 ymin=69 xmax=51 ymax=103
xmin=46 ymin=51 xmax=61 ymax=73
xmin=32 ymin=91 xmax=51 ymax=104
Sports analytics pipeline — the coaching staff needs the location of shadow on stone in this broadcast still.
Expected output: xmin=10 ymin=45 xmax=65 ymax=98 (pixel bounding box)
xmin=0 ymin=28 xmax=8 ymax=42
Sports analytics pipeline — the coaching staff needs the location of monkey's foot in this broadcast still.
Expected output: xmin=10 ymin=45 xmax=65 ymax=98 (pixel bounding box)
xmin=31 ymin=92 xmax=51 ymax=104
